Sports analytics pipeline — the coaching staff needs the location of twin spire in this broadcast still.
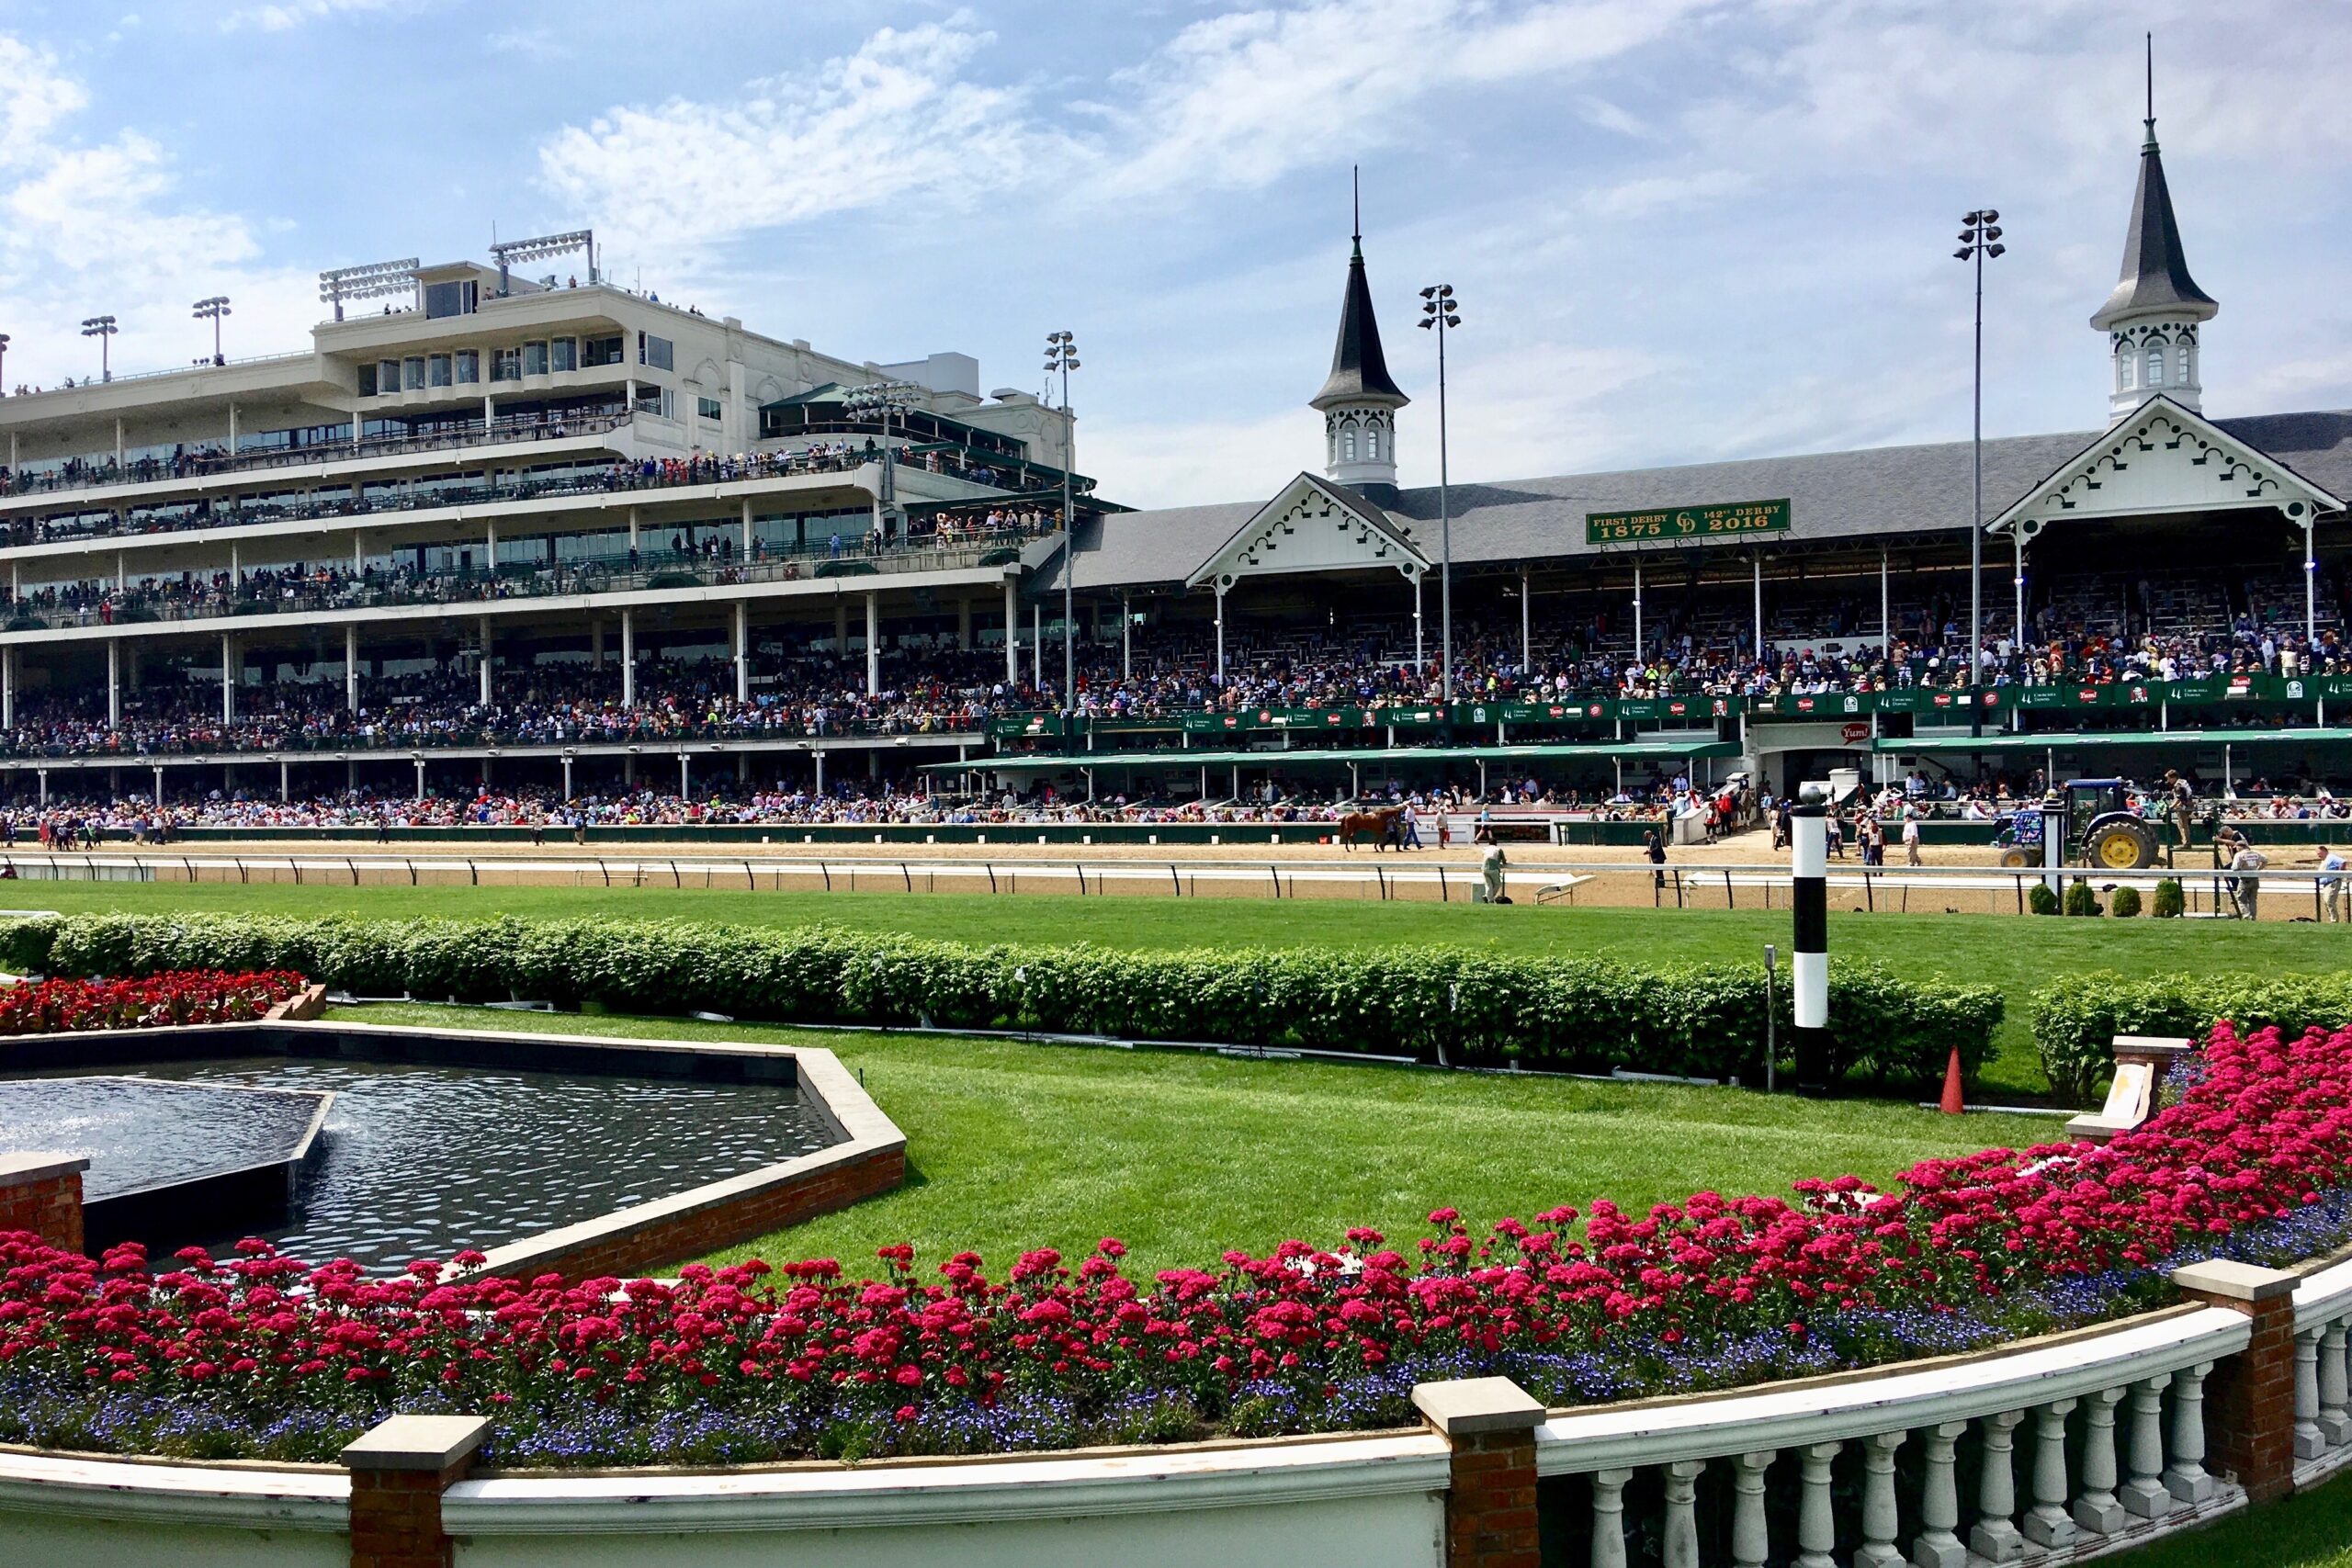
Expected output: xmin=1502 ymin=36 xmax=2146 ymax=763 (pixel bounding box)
xmin=2091 ymin=35 xmax=2217 ymax=418
xmin=1311 ymin=167 xmax=1408 ymax=505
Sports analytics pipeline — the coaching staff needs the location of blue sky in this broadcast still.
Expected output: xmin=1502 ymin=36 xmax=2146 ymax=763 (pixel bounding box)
xmin=0 ymin=0 xmax=2346 ymax=506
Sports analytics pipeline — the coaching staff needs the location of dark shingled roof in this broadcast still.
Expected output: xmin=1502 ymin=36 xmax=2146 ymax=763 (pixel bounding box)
xmin=1311 ymin=240 xmax=1408 ymax=410
xmin=1053 ymin=410 xmax=2352 ymax=592
xmin=2090 ymin=124 xmax=2218 ymax=331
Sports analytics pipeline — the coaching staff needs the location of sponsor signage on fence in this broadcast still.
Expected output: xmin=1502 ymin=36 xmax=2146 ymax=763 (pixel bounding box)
xmin=1585 ymin=497 xmax=1792 ymax=547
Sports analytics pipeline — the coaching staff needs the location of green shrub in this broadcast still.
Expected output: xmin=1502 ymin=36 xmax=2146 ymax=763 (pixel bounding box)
xmin=2030 ymin=970 xmax=2352 ymax=1104
xmin=2109 ymin=886 xmax=2143 ymax=919
xmin=13 ymin=913 xmax=2002 ymax=1092
xmin=2152 ymin=879 xmax=2185 ymax=918
xmin=2063 ymin=879 xmax=2102 ymax=918
xmin=2028 ymin=883 xmax=2061 ymax=916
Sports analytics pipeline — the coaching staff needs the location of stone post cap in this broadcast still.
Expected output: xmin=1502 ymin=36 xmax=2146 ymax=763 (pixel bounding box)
xmin=2172 ymin=1258 xmax=2298 ymax=1303
xmin=2112 ymin=1035 xmax=2194 ymax=1057
xmin=0 ymin=1152 xmax=90 ymax=1184
xmin=1412 ymin=1376 xmax=1546 ymax=1436
xmin=342 ymin=1414 xmax=492 ymax=1472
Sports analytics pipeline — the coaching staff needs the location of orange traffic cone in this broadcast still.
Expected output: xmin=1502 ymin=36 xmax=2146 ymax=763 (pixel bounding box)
xmin=1939 ymin=1043 xmax=1967 ymax=1115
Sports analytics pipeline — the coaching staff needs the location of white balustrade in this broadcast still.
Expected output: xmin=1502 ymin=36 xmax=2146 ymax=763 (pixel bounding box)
xmin=2291 ymin=1258 xmax=2352 ymax=1481
xmin=1537 ymin=1303 xmax=2252 ymax=1567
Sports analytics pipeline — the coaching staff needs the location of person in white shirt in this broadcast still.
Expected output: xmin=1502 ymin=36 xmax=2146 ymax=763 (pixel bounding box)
xmin=1902 ymin=811 xmax=1923 ymax=866
xmin=2318 ymin=845 xmax=2347 ymax=922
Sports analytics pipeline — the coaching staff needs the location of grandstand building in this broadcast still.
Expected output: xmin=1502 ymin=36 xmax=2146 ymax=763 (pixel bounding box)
xmin=0 ymin=242 xmax=1081 ymax=804
xmin=3 ymin=90 xmax=2349 ymax=827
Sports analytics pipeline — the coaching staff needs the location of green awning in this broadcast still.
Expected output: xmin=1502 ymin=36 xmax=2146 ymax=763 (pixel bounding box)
xmin=962 ymin=739 xmax=1740 ymax=775
xmin=1876 ymin=728 xmax=2352 ymax=754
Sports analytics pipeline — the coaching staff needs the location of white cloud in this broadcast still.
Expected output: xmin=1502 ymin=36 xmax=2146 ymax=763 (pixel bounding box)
xmin=538 ymin=18 xmax=1055 ymax=255
xmin=0 ymin=32 xmax=312 ymax=392
xmin=220 ymin=0 xmax=403 ymax=32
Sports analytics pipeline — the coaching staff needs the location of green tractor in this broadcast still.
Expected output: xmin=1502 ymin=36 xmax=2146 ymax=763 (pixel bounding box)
xmin=1992 ymin=778 xmax=2165 ymax=871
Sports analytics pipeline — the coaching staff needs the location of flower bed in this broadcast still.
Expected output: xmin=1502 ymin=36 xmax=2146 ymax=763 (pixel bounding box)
xmin=0 ymin=913 xmax=2001 ymax=1088
xmin=1 ymin=1016 xmax=2346 ymax=1468
xmin=0 ymin=969 xmax=306 ymax=1037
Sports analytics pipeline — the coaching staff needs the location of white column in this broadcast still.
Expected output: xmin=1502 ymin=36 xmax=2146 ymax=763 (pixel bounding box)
xmin=2074 ymin=1387 xmax=2126 ymax=1533
xmin=620 ymin=609 xmax=636 ymax=706
xmin=1412 ymin=573 xmax=1423 ymax=668
xmin=741 ymin=499 xmax=754 ymax=556
xmin=107 ymin=640 xmax=120 ymax=728
xmin=345 ymin=625 xmax=359 ymax=713
xmin=482 ymin=394 xmax=494 ymax=430
xmin=1588 ymin=1468 xmax=1632 ymax=1568
xmin=1122 ymin=593 xmax=1132 ymax=681
xmin=680 ymin=750 xmax=690 ymax=796
xmin=734 ymin=601 xmax=750 ymax=702
xmin=152 ymin=764 xmax=163 ymax=806
xmin=561 ymin=754 xmax=573 ymax=799
xmin=2165 ymin=1361 xmax=2215 ymax=1503
xmin=478 ymin=618 xmax=493 ymax=706
xmin=2021 ymin=1399 xmax=2078 ymax=1548
xmin=1795 ymin=1441 xmax=1839 ymax=1568
xmin=628 ymin=507 xmax=640 ymax=557
xmin=1521 ymin=568 xmax=1532 ymax=673
xmin=353 ymin=533 xmax=364 ymax=574
xmin=2120 ymin=1374 xmax=2176 ymax=1518
xmin=1856 ymin=1429 xmax=1905 ymax=1568
xmin=1881 ymin=545 xmax=1892 ymax=653
xmin=278 ymin=760 xmax=288 ymax=802
xmin=1032 ymin=603 xmax=1042 ymax=688
xmin=1661 ymin=1459 xmax=1703 ymax=1568
xmin=2013 ymin=531 xmax=2027 ymax=651
xmin=2306 ymin=517 xmax=2318 ymax=651
xmin=1003 ymin=580 xmax=1019 ymax=683
xmin=228 ymin=404 xmax=238 ymax=450
xmin=1914 ymin=1421 xmax=1968 ymax=1568
xmin=414 ymin=758 xmax=425 ymax=800
xmin=116 ymin=551 xmax=126 ymax=593
xmin=220 ymin=633 xmax=236 ymax=722
xmin=1216 ymin=582 xmax=1228 ymax=682
xmin=865 ymin=591 xmax=880 ymax=697
xmin=1730 ymin=1450 xmax=1773 ymax=1568
xmin=1633 ymin=561 xmax=1645 ymax=657
xmin=1 ymin=648 xmax=12 ymax=729
xmin=485 ymin=520 xmax=498 ymax=577
xmin=1971 ymin=1410 xmax=2026 ymax=1562
xmin=1752 ymin=552 xmax=1763 ymax=655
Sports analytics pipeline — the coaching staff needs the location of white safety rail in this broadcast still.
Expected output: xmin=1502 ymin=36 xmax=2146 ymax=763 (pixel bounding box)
xmin=1537 ymin=1303 xmax=2251 ymax=1567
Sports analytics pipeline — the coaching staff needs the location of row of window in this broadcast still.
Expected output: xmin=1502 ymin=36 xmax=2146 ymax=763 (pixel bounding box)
xmin=1334 ymin=425 xmax=1386 ymax=463
xmin=358 ymin=333 xmax=639 ymax=397
xmin=2118 ymin=342 xmax=2194 ymax=393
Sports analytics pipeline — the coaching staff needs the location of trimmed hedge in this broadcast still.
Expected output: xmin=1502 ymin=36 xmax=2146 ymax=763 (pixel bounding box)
xmin=1 ymin=914 xmax=2003 ymax=1091
xmin=2032 ymin=970 xmax=2352 ymax=1104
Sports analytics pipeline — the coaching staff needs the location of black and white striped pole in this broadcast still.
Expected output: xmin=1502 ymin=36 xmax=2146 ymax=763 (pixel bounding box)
xmin=1790 ymin=799 xmax=1830 ymax=1093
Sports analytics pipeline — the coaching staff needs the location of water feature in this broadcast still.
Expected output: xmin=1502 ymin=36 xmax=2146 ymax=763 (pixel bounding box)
xmin=0 ymin=1077 xmax=327 ymax=1198
xmin=18 ymin=1056 xmax=840 ymax=1273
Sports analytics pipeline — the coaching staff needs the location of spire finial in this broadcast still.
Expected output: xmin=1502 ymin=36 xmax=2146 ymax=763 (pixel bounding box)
xmin=2143 ymin=32 xmax=2157 ymax=149
xmin=1351 ymin=164 xmax=1362 ymax=257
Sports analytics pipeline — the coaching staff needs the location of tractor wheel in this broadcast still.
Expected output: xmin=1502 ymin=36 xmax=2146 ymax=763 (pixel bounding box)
xmin=2086 ymin=818 xmax=2160 ymax=872
xmin=1996 ymin=846 xmax=2032 ymax=869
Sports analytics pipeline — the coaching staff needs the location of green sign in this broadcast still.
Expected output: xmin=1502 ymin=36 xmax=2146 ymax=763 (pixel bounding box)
xmin=1586 ymin=497 xmax=1791 ymax=547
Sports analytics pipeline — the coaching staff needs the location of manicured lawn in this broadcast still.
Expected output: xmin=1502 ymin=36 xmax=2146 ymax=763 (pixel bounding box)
xmin=2130 ymin=1472 xmax=2352 ymax=1568
xmin=32 ymin=881 xmax=2352 ymax=1098
xmin=343 ymin=1002 xmax=2056 ymax=1279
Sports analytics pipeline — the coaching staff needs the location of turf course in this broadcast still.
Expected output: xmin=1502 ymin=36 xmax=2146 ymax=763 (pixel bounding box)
xmin=28 ymin=880 xmax=2352 ymax=1097
xmin=343 ymin=1003 xmax=2058 ymax=1279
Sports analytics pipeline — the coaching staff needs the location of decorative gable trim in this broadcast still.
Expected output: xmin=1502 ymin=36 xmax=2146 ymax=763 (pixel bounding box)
xmin=1185 ymin=473 xmax=1430 ymax=590
xmin=1989 ymin=396 xmax=2344 ymax=539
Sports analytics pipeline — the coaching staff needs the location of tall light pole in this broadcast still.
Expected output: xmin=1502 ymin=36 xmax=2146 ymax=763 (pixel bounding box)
xmin=844 ymin=378 xmax=919 ymax=540
xmin=1955 ymin=212 xmax=2004 ymax=736
xmin=1418 ymin=284 xmax=1460 ymax=701
xmin=81 ymin=315 xmax=118 ymax=383
xmin=193 ymin=296 xmax=232 ymax=366
xmin=1046 ymin=330 xmax=1080 ymax=712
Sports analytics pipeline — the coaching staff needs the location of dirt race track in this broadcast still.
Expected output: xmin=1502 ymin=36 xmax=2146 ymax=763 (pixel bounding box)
xmin=6 ymin=828 xmax=2303 ymax=917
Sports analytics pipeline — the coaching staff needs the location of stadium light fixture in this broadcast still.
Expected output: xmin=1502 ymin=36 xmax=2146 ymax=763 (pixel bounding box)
xmin=80 ymin=315 xmax=118 ymax=382
xmin=1956 ymin=210 xmax=2007 ymax=741
xmin=489 ymin=229 xmax=596 ymax=295
xmin=1044 ymin=331 xmax=1080 ymax=712
xmin=1419 ymin=285 xmax=1461 ymax=700
xmin=192 ymin=296 xmax=232 ymax=366
xmin=318 ymin=258 xmax=420 ymax=322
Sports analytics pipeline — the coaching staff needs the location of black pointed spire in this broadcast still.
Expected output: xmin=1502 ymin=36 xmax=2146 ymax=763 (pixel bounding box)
xmin=2090 ymin=34 xmax=2217 ymax=331
xmin=1312 ymin=166 xmax=1408 ymax=410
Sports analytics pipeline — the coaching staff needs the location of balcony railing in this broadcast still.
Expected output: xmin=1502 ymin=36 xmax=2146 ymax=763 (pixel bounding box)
xmin=0 ymin=711 xmax=988 ymax=761
xmin=1 ymin=525 xmax=1043 ymax=634
xmin=0 ymin=412 xmax=636 ymax=502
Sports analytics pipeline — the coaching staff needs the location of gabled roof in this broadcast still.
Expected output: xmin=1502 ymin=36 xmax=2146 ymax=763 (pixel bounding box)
xmin=1311 ymin=239 xmax=1408 ymax=411
xmin=2090 ymin=122 xmax=2218 ymax=331
xmin=1185 ymin=472 xmax=1428 ymax=588
xmin=1988 ymin=395 xmax=2344 ymax=536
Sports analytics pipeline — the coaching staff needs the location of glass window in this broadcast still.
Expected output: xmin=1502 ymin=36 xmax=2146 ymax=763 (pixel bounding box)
xmin=551 ymin=337 xmax=577 ymax=373
xmin=357 ymin=364 xmax=379 ymax=397
xmin=1343 ymin=429 xmax=1357 ymax=462
xmin=402 ymin=357 xmax=426 ymax=391
xmin=428 ymin=355 xmax=453 ymax=389
xmin=582 ymin=335 xmax=625 ymax=368
xmin=2177 ymin=344 xmax=2191 ymax=384
xmin=424 ymin=280 xmax=477 ymax=319
xmin=2145 ymin=349 xmax=2164 ymax=387
xmin=2119 ymin=354 xmax=2133 ymax=390
xmin=378 ymin=360 xmax=401 ymax=395
xmin=698 ymin=396 xmax=723 ymax=421
xmin=639 ymin=333 xmax=673 ymax=371
xmin=522 ymin=340 xmax=549 ymax=377
xmin=492 ymin=348 xmax=520 ymax=382
xmin=455 ymin=350 xmax=480 ymax=385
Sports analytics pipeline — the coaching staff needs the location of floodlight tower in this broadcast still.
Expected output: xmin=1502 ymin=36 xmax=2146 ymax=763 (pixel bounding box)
xmin=80 ymin=316 xmax=118 ymax=382
xmin=489 ymin=230 xmax=597 ymax=295
xmin=318 ymin=259 xmax=420 ymax=322
xmin=193 ymin=296 xmax=232 ymax=365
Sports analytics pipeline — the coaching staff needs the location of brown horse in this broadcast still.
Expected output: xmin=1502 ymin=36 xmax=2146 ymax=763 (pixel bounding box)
xmin=1339 ymin=806 xmax=1404 ymax=852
